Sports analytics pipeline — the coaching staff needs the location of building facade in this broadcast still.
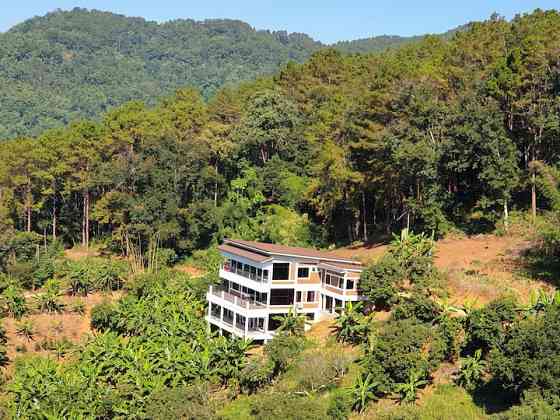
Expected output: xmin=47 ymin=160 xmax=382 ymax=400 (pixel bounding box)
xmin=206 ymin=239 xmax=363 ymax=342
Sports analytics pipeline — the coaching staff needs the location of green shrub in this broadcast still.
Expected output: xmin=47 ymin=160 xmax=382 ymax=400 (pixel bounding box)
xmin=61 ymin=258 xmax=127 ymax=295
xmin=496 ymin=391 xmax=560 ymax=419
xmin=361 ymin=319 xmax=446 ymax=393
xmin=238 ymin=355 xmax=274 ymax=394
xmin=327 ymin=388 xmax=353 ymax=419
xmin=334 ymin=302 xmax=373 ymax=344
xmin=436 ymin=315 xmax=465 ymax=361
xmin=249 ymin=392 xmax=326 ymax=420
xmin=464 ymin=296 xmax=518 ymax=354
xmin=489 ymin=304 xmax=560 ymax=400
xmin=264 ymin=333 xmax=306 ymax=374
xmin=155 ymin=248 xmax=178 ymax=268
xmin=359 ymin=255 xmax=401 ymax=308
xmin=145 ymin=383 xmax=216 ymax=420
xmin=34 ymin=279 xmax=64 ymax=313
xmin=1 ymin=285 xmax=27 ymax=319
xmin=456 ymin=349 xmax=487 ymax=391
xmin=6 ymin=261 xmax=35 ymax=289
xmin=90 ymin=301 xmax=118 ymax=331
xmin=392 ymin=293 xmax=442 ymax=323
xmin=15 ymin=320 xmax=35 ymax=341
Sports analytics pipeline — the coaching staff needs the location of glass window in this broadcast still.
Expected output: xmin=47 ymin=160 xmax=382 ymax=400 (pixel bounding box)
xmin=307 ymin=291 xmax=315 ymax=302
xmin=296 ymin=291 xmax=302 ymax=302
xmin=257 ymin=268 xmax=262 ymax=281
xmin=263 ymin=270 xmax=269 ymax=281
xmin=272 ymin=263 xmax=290 ymax=280
xmin=347 ymin=279 xmax=355 ymax=290
xmin=297 ymin=267 xmax=310 ymax=278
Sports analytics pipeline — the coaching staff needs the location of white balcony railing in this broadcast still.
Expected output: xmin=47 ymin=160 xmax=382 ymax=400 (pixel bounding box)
xmin=209 ymin=285 xmax=267 ymax=310
xmin=221 ymin=263 xmax=269 ymax=283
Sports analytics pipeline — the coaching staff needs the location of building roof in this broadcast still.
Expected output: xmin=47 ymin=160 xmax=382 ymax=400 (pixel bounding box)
xmin=223 ymin=238 xmax=362 ymax=266
xmin=318 ymin=260 xmax=363 ymax=273
xmin=218 ymin=244 xmax=271 ymax=263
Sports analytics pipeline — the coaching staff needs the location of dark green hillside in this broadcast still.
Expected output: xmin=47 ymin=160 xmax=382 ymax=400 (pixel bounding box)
xmin=0 ymin=8 xmax=322 ymax=139
xmin=0 ymin=8 xmax=461 ymax=140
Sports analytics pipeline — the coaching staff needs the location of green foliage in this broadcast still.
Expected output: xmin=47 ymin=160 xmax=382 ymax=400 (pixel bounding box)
xmin=392 ymin=293 xmax=442 ymax=323
xmin=293 ymin=349 xmax=352 ymax=394
xmin=395 ymin=369 xmax=429 ymax=403
xmin=90 ymin=301 xmax=118 ymax=331
xmin=248 ymin=391 xmax=326 ymax=420
xmin=360 ymin=319 xmax=446 ymax=397
xmin=489 ymin=304 xmax=560 ymax=400
xmin=351 ymin=373 xmax=381 ymax=413
xmin=456 ymin=349 xmax=487 ymax=391
xmin=497 ymin=391 xmax=560 ymax=420
xmin=238 ymin=355 xmax=275 ymax=394
xmin=464 ymin=296 xmax=518 ymax=354
xmin=0 ymin=285 xmax=27 ymax=319
xmin=33 ymin=279 xmax=64 ymax=313
xmin=15 ymin=320 xmax=35 ymax=341
xmin=144 ymin=383 xmax=217 ymax=420
xmin=264 ymin=333 xmax=307 ymax=374
xmin=359 ymin=255 xmax=402 ymax=308
xmin=334 ymin=302 xmax=373 ymax=344
xmin=60 ymin=258 xmax=127 ymax=295
xmin=273 ymin=309 xmax=306 ymax=337
xmin=8 ymin=270 xmax=252 ymax=418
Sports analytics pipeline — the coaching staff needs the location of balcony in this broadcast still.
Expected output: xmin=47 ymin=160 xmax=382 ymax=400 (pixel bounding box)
xmin=222 ymin=262 xmax=269 ymax=283
xmin=207 ymin=314 xmax=271 ymax=340
xmin=209 ymin=285 xmax=267 ymax=310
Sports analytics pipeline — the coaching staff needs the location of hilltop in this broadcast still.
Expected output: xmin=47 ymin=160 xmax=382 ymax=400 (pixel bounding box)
xmin=0 ymin=8 xmax=458 ymax=140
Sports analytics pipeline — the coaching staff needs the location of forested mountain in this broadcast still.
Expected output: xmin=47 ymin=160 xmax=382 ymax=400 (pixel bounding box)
xmin=1 ymin=8 xmax=559 ymax=254
xmin=0 ymin=8 xmax=453 ymax=140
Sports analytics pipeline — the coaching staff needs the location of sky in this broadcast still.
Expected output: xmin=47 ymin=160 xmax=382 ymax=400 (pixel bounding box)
xmin=2 ymin=1 xmax=559 ymax=44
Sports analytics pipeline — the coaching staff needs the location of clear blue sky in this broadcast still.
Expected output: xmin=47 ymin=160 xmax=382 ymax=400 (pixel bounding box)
xmin=2 ymin=1 xmax=559 ymax=43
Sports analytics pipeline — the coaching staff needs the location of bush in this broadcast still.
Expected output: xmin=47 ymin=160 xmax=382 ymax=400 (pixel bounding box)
xmin=34 ymin=279 xmax=64 ymax=313
xmin=496 ymin=391 xmax=560 ymax=419
xmin=155 ymin=248 xmax=177 ymax=268
xmin=238 ymin=355 xmax=275 ymax=394
xmin=61 ymin=258 xmax=127 ymax=295
xmin=489 ymin=304 xmax=560 ymax=400
xmin=436 ymin=315 xmax=465 ymax=361
xmin=264 ymin=333 xmax=306 ymax=374
xmin=327 ymin=388 xmax=353 ymax=419
xmin=249 ymin=392 xmax=326 ymax=420
xmin=90 ymin=301 xmax=118 ymax=331
xmin=294 ymin=349 xmax=352 ymax=393
xmin=359 ymin=255 xmax=401 ymax=308
xmin=392 ymin=293 xmax=442 ymax=323
xmin=1 ymin=285 xmax=27 ymax=319
xmin=145 ymin=383 xmax=216 ymax=420
xmin=464 ymin=296 xmax=517 ymax=354
xmin=361 ymin=319 xmax=446 ymax=393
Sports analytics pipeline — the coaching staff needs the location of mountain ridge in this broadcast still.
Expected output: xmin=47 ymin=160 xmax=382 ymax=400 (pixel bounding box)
xmin=0 ymin=7 xmax=463 ymax=140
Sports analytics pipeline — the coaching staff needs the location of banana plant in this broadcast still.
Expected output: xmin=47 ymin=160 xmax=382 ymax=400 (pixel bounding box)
xmin=351 ymin=373 xmax=381 ymax=413
xmin=395 ymin=369 xmax=428 ymax=403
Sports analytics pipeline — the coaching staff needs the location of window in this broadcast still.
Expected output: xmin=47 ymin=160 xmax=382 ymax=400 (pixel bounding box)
xmin=272 ymin=263 xmax=290 ymax=280
xmin=346 ymin=279 xmax=355 ymax=290
xmin=307 ymin=291 xmax=315 ymax=302
xmin=296 ymin=291 xmax=302 ymax=303
xmin=270 ymin=288 xmax=294 ymax=305
xmin=263 ymin=270 xmax=269 ymax=281
xmin=297 ymin=267 xmax=310 ymax=278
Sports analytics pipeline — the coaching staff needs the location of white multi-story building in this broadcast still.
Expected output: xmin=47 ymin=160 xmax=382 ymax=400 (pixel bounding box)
xmin=206 ymin=239 xmax=363 ymax=342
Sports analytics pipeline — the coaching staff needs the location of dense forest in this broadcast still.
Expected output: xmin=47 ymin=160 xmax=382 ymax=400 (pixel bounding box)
xmin=0 ymin=8 xmax=444 ymax=140
xmin=1 ymin=7 xmax=560 ymax=418
xmin=1 ymin=9 xmax=559 ymax=254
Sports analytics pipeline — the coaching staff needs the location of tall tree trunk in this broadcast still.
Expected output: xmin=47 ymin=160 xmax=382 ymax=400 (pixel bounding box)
xmin=214 ymin=162 xmax=219 ymax=207
xmin=531 ymin=173 xmax=537 ymax=222
xmin=82 ymin=189 xmax=90 ymax=248
xmin=26 ymin=185 xmax=32 ymax=232
xmin=503 ymin=199 xmax=509 ymax=232
xmin=362 ymin=191 xmax=368 ymax=243
xmin=52 ymin=195 xmax=57 ymax=241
